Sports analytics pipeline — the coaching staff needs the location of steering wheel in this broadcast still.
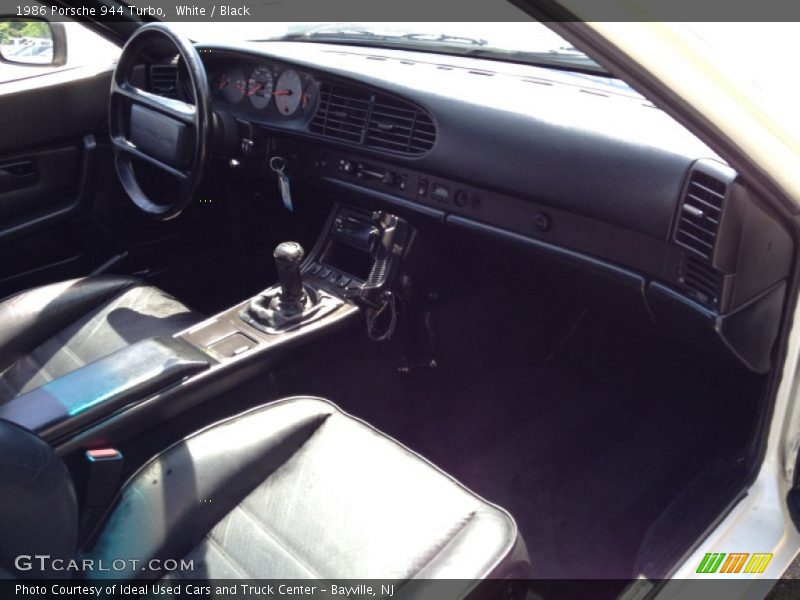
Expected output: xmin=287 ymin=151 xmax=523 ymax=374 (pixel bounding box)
xmin=109 ymin=24 xmax=210 ymax=220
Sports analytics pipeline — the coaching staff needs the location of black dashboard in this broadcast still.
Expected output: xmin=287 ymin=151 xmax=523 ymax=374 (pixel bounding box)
xmin=149 ymin=41 xmax=794 ymax=374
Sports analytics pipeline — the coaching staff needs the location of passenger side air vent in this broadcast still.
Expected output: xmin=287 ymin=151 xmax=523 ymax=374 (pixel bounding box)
xmin=366 ymin=97 xmax=436 ymax=154
xmin=310 ymin=82 xmax=436 ymax=155
xmin=674 ymin=168 xmax=727 ymax=260
xmin=679 ymin=254 xmax=722 ymax=308
xmin=310 ymin=82 xmax=371 ymax=143
xmin=150 ymin=65 xmax=179 ymax=98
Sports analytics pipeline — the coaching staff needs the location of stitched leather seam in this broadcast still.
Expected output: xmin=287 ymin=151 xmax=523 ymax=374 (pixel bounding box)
xmin=205 ymin=532 xmax=252 ymax=578
xmin=323 ymin=403 xmax=520 ymax=577
xmin=234 ymin=502 xmax=324 ymax=579
xmin=406 ymin=509 xmax=477 ymax=582
xmin=79 ymin=288 xmax=135 ymax=342
xmin=57 ymin=342 xmax=87 ymax=369
xmin=0 ymin=373 xmax=17 ymax=399
xmin=25 ymin=352 xmax=52 ymax=384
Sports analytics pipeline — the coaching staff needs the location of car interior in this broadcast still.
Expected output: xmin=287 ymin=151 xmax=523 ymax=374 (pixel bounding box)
xmin=0 ymin=19 xmax=796 ymax=594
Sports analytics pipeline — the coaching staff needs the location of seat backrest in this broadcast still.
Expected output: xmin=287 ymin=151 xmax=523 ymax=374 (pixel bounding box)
xmin=0 ymin=419 xmax=77 ymax=578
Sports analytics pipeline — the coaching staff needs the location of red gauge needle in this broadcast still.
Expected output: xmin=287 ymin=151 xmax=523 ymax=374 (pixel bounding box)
xmin=247 ymin=83 xmax=263 ymax=96
xmin=273 ymin=89 xmax=293 ymax=96
xmin=218 ymin=79 xmax=229 ymax=89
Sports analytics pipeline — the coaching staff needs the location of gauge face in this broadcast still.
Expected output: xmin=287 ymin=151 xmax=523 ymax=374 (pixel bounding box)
xmin=274 ymin=70 xmax=303 ymax=116
xmin=216 ymin=67 xmax=247 ymax=104
xmin=301 ymin=82 xmax=317 ymax=112
xmin=247 ymin=65 xmax=274 ymax=109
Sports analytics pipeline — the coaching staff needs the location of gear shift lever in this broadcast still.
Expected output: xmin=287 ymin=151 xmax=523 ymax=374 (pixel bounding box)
xmin=241 ymin=241 xmax=340 ymax=333
xmin=273 ymin=241 xmax=305 ymax=308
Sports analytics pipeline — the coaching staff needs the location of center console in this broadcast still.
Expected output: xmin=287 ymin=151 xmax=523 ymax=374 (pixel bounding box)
xmin=183 ymin=203 xmax=388 ymax=360
xmin=0 ymin=203 xmax=413 ymax=455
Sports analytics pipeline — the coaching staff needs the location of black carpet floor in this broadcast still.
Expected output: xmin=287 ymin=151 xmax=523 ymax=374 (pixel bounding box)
xmin=264 ymin=281 xmax=764 ymax=579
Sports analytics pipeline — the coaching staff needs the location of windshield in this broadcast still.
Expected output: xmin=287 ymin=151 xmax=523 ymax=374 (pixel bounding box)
xmin=168 ymin=22 xmax=608 ymax=74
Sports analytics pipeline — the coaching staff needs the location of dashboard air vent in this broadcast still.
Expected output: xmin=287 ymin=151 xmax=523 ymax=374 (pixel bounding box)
xmin=679 ymin=254 xmax=722 ymax=308
xmin=366 ymin=97 xmax=436 ymax=154
xmin=310 ymin=82 xmax=436 ymax=155
xmin=310 ymin=82 xmax=371 ymax=143
xmin=674 ymin=168 xmax=727 ymax=260
xmin=150 ymin=65 xmax=179 ymax=98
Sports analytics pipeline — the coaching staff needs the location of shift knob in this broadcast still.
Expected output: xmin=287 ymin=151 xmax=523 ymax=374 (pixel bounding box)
xmin=274 ymin=241 xmax=305 ymax=304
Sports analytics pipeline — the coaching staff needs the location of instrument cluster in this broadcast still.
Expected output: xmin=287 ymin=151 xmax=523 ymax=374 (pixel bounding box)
xmin=210 ymin=59 xmax=318 ymax=118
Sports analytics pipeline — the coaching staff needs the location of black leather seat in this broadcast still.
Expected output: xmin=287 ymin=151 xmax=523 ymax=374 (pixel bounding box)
xmin=1 ymin=397 xmax=528 ymax=591
xmin=0 ymin=276 xmax=200 ymax=404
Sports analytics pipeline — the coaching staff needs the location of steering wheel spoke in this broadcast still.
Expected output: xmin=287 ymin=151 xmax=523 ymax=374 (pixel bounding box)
xmin=111 ymin=134 xmax=190 ymax=182
xmin=112 ymin=80 xmax=197 ymax=125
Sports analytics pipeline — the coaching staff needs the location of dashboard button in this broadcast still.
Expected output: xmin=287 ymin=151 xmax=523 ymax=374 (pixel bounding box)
xmin=417 ymin=179 xmax=429 ymax=196
xmin=240 ymin=138 xmax=254 ymax=156
xmin=533 ymin=212 xmax=552 ymax=232
xmin=318 ymin=267 xmax=332 ymax=279
xmin=431 ymin=183 xmax=449 ymax=203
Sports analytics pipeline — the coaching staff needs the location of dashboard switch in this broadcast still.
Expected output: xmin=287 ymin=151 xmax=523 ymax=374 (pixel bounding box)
xmin=240 ymin=138 xmax=254 ymax=156
xmin=382 ymin=171 xmax=396 ymax=186
xmin=431 ymin=183 xmax=450 ymax=203
xmin=418 ymin=179 xmax=429 ymax=196
xmin=533 ymin=212 xmax=552 ymax=232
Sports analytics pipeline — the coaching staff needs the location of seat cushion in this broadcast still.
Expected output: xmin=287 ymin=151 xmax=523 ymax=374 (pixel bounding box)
xmin=85 ymin=397 xmax=528 ymax=584
xmin=0 ymin=276 xmax=200 ymax=403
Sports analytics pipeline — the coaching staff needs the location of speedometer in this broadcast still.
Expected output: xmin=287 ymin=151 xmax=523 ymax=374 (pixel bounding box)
xmin=274 ymin=70 xmax=303 ymax=116
xmin=247 ymin=65 xmax=274 ymax=110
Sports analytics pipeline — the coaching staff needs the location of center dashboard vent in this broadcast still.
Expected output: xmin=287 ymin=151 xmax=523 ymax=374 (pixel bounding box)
xmin=150 ymin=65 xmax=179 ymax=98
xmin=366 ymin=97 xmax=436 ymax=154
xmin=310 ymin=82 xmax=436 ymax=155
xmin=310 ymin=83 xmax=371 ymax=143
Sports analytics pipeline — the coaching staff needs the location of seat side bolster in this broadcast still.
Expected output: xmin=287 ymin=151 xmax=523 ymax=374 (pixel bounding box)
xmin=0 ymin=276 xmax=140 ymax=371
xmin=82 ymin=398 xmax=336 ymax=579
xmin=412 ymin=509 xmax=527 ymax=580
xmin=0 ymin=419 xmax=78 ymax=578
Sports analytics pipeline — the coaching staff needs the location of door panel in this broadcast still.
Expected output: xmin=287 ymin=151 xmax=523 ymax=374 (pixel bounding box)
xmin=0 ymin=70 xmax=110 ymax=296
xmin=0 ymin=69 xmax=111 ymax=155
xmin=0 ymin=144 xmax=83 ymax=227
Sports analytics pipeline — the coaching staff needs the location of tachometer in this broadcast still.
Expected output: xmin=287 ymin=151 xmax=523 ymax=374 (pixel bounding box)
xmin=274 ymin=70 xmax=303 ymax=116
xmin=216 ymin=67 xmax=246 ymax=104
xmin=247 ymin=65 xmax=274 ymax=109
